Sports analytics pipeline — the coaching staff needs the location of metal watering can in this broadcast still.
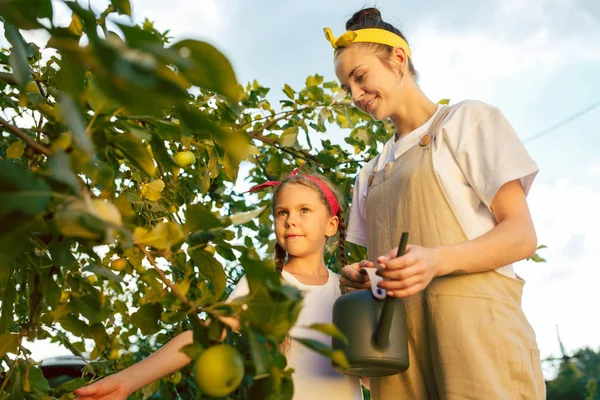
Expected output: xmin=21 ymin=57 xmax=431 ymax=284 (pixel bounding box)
xmin=332 ymin=232 xmax=410 ymax=377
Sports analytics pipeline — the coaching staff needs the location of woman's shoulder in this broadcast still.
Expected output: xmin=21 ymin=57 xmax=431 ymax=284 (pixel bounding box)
xmin=446 ymin=99 xmax=501 ymax=124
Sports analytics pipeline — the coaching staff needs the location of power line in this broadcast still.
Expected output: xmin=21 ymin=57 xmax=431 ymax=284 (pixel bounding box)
xmin=523 ymin=99 xmax=600 ymax=144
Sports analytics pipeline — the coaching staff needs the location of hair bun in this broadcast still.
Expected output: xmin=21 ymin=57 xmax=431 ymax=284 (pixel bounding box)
xmin=346 ymin=7 xmax=383 ymax=30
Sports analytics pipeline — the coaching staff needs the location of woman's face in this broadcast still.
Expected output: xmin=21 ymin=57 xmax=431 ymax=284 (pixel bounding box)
xmin=334 ymin=45 xmax=405 ymax=121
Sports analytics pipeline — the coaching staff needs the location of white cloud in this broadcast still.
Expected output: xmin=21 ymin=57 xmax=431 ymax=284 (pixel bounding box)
xmin=515 ymin=177 xmax=600 ymax=374
xmin=128 ymin=0 xmax=231 ymax=47
xmin=408 ymin=0 xmax=600 ymax=100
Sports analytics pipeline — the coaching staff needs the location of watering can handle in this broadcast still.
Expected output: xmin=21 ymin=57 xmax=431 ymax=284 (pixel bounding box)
xmin=362 ymin=268 xmax=386 ymax=300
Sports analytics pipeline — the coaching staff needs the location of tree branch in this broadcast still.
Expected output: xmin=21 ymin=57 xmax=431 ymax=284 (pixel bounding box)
xmin=248 ymin=131 xmax=324 ymax=168
xmin=0 ymin=116 xmax=52 ymax=157
xmin=136 ymin=244 xmax=204 ymax=325
xmin=254 ymin=155 xmax=274 ymax=181
xmin=0 ymin=72 xmax=18 ymax=86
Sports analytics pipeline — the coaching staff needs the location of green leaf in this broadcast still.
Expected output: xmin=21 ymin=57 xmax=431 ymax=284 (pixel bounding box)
xmin=111 ymin=0 xmax=132 ymax=15
xmin=85 ymin=77 xmax=121 ymax=114
xmin=84 ymin=264 xmax=124 ymax=283
xmin=230 ymin=205 xmax=267 ymax=226
xmin=21 ymin=363 xmax=51 ymax=398
xmin=70 ymin=291 xmax=108 ymax=324
xmin=134 ymin=222 xmax=185 ymax=250
xmin=6 ymin=141 xmax=26 ymax=159
xmin=67 ymin=12 xmax=83 ymax=37
xmin=293 ymin=337 xmax=350 ymax=369
xmin=0 ymin=160 xmax=51 ymax=218
xmin=283 ymin=84 xmax=295 ymax=100
xmin=0 ymin=0 xmax=52 ymax=29
xmin=48 ymin=150 xmax=80 ymax=192
xmin=112 ymin=132 xmax=156 ymax=176
xmin=308 ymin=323 xmax=348 ymax=345
xmin=131 ymin=303 xmax=162 ymax=335
xmin=0 ymin=333 xmax=19 ymax=357
xmin=176 ymin=104 xmax=226 ymax=142
xmin=306 ymin=74 xmax=323 ymax=87
xmin=180 ymin=343 xmax=204 ymax=359
xmin=528 ymin=253 xmax=547 ymax=263
xmin=184 ymin=203 xmax=227 ymax=232
xmin=59 ymin=313 xmax=90 ymax=337
xmin=171 ymin=39 xmax=240 ymax=100
xmin=0 ymin=273 xmax=16 ymax=333
xmin=56 ymin=50 xmax=86 ymax=99
xmin=59 ymin=96 xmax=94 ymax=154
xmin=247 ymin=328 xmax=268 ymax=375
xmin=117 ymin=23 xmax=160 ymax=47
xmin=190 ymin=249 xmax=227 ymax=298
xmin=64 ymin=1 xmax=98 ymax=40
xmin=219 ymin=154 xmax=240 ymax=182
xmin=4 ymin=22 xmax=32 ymax=85
xmin=53 ymin=377 xmax=91 ymax=394
xmin=280 ymin=126 xmax=298 ymax=147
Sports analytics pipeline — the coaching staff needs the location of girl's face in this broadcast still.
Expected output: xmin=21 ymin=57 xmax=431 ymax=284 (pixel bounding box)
xmin=334 ymin=45 xmax=405 ymax=121
xmin=274 ymin=183 xmax=339 ymax=259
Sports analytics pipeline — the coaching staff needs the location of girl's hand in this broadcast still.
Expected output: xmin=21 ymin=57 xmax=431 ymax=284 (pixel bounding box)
xmin=339 ymin=260 xmax=374 ymax=293
xmin=375 ymin=245 xmax=442 ymax=298
xmin=74 ymin=374 xmax=132 ymax=400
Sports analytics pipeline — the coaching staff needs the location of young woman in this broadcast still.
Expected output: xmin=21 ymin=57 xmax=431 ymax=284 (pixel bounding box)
xmin=74 ymin=171 xmax=362 ymax=400
xmin=328 ymin=7 xmax=545 ymax=399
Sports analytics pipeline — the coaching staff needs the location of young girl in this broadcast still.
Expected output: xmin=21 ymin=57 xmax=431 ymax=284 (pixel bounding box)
xmin=74 ymin=171 xmax=362 ymax=400
xmin=328 ymin=7 xmax=546 ymax=400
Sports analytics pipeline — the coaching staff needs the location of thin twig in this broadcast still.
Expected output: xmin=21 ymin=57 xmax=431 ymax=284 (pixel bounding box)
xmin=136 ymin=243 xmax=205 ymax=325
xmin=248 ymin=132 xmax=323 ymax=168
xmin=254 ymin=155 xmax=275 ymax=181
xmin=239 ymin=106 xmax=313 ymax=129
xmin=0 ymin=116 xmax=51 ymax=156
xmin=0 ymin=72 xmax=18 ymax=85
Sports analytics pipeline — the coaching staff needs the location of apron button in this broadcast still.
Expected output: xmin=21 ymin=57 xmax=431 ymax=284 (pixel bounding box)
xmin=419 ymin=134 xmax=431 ymax=147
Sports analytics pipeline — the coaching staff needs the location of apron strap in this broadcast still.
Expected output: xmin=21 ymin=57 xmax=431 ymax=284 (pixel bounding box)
xmin=367 ymin=105 xmax=452 ymax=187
xmin=367 ymin=153 xmax=383 ymax=187
xmin=423 ymin=105 xmax=452 ymax=145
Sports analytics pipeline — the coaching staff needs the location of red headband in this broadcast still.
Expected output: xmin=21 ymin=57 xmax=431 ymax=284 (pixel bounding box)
xmin=249 ymin=168 xmax=340 ymax=216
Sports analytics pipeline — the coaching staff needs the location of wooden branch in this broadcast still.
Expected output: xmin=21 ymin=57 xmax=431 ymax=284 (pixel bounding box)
xmin=248 ymin=132 xmax=323 ymax=168
xmin=0 ymin=116 xmax=52 ymax=157
xmin=0 ymin=72 xmax=18 ymax=86
xmin=136 ymin=244 xmax=204 ymax=325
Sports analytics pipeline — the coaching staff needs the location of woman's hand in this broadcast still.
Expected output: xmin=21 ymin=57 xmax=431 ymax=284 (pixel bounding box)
xmin=74 ymin=374 xmax=133 ymax=400
xmin=375 ymin=244 xmax=442 ymax=298
xmin=339 ymin=259 xmax=374 ymax=293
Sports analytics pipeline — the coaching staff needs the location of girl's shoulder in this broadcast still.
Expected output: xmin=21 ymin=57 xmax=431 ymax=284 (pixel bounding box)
xmin=327 ymin=268 xmax=341 ymax=280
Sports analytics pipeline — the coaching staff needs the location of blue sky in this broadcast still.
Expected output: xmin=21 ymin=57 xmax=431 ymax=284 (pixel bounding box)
xmin=13 ymin=0 xmax=600 ymax=375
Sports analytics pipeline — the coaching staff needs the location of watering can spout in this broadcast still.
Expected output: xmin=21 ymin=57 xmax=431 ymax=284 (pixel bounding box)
xmin=372 ymin=232 xmax=409 ymax=351
xmin=373 ymin=297 xmax=395 ymax=349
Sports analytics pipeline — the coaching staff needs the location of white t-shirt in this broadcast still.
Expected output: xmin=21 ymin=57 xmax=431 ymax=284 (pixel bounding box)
xmin=228 ymin=269 xmax=362 ymax=400
xmin=346 ymin=100 xmax=539 ymax=277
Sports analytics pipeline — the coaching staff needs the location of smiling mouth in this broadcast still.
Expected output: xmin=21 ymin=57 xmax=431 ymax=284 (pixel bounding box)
xmin=364 ymin=97 xmax=377 ymax=112
xmin=285 ymin=234 xmax=303 ymax=239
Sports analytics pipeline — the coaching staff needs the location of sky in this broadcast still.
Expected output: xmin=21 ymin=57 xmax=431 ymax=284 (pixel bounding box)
xmin=9 ymin=0 xmax=600 ymax=378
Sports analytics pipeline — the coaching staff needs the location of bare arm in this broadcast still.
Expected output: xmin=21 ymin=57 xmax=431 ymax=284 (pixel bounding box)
xmin=375 ymin=180 xmax=537 ymax=297
xmin=437 ymin=179 xmax=537 ymax=275
xmin=74 ymin=316 xmax=240 ymax=399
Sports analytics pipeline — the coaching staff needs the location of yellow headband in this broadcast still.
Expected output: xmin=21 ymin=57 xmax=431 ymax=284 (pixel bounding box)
xmin=323 ymin=27 xmax=412 ymax=59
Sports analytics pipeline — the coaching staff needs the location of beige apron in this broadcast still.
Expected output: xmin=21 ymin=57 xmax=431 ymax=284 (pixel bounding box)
xmin=365 ymin=106 xmax=545 ymax=399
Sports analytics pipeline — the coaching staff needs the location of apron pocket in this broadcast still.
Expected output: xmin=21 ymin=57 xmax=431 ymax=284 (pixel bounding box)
xmin=428 ymin=293 xmax=511 ymax=398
